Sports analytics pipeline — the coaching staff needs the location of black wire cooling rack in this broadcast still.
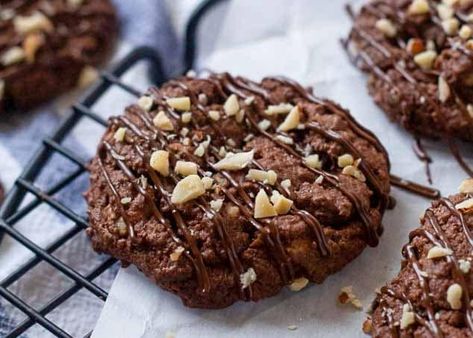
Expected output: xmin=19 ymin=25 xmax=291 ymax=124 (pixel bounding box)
xmin=0 ymin=1 xmax=225 ymax=336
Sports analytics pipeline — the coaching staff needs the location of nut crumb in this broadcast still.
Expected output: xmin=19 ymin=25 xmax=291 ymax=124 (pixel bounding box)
xmin=338 ymin=286 xmax=363 ymax=310
xmin=171 ymin=175 xmax=205 ymax=204
xmin=427 ymin=245 xmax=453 ymax=259
xmin=289 ymin=277 xmax=309 ymax=291
xmin=138 ymin=95 xmax=154 ymax=112
xmin=170 ymin=247 xmax=185 ymax=262
xmin=166 ymin=97 xmax=191 ymax=112
xmin=254 ymin=189 xmax=277 ymax=219
xmin=240 ymin=268 xmax=257 ymax=289
xmin=447 ymin=283 xmax=463 ymax=310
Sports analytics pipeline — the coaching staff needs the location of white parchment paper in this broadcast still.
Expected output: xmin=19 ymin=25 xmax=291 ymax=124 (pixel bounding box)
xmin=92 ymin=1 xmax=473 ymax=337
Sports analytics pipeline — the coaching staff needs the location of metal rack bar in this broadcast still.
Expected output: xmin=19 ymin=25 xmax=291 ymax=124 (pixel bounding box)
xmin=0 ymin=0 xmax=223 ymax=335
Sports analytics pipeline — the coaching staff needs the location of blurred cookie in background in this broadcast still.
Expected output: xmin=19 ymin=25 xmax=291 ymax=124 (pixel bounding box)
xmin=0 ymin=0 xmax=118 ymax=113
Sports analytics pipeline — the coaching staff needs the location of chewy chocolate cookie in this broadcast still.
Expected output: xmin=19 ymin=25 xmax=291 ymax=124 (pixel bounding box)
xmin=365 ymin=179 xmax=473 ymax=337
xmin=86 ymin=73 xmax=391 ymax=308
xmin=346 ymin=0 xmax=473 ymax=142
xmin=0 ymin=0 xmax=117 ymax=113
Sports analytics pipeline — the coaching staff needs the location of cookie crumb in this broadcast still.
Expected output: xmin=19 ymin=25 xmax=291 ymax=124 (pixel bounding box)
xmin=289 ymin=277 xmax=309 ymax=291
xmin=338 ymin=286 xmax=363 ymax=310
xmin=240 ymin=268 xmax=257 ymax=289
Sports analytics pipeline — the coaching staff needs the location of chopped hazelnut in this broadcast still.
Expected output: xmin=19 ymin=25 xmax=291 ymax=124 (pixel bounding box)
xmin=406 ymin=38 xmax=425 ymax=55
xmin=342 ymin=165 xmax=366 ymax=182
xmin=315 ymin=175 xmax=324 ymax=184
xmin=14 ymin=12 xmax=53 ymax=35
xmin=459 ymin=259 xmax=471 ymax=273
xmin=438 ymin=76 xmax=451 ymax=102
xmin=240 ymin=268 xmax=257 ymax=289
xmin=447 ymin=283 xmax=463 ymax=310
xmin=194 ymin=144 xmax=205 ymax=157
xmin=224 ymin=94 xmax=240 ymax=116
xmin=258 ymin=119 xmax=272 ymax=131
xmin=459 ymin=25 xmax=473 ymax=39
xmin=459 ymin=179 xmax=473 ymax=193
xmin=456 ymin=198 xmax=473 ymax=211
xmin=408 ymin=0 xmax=430 ymax=15
xmin=442 ymin=18 xmax=460 ymax=35
xmin=1 ymin=47 xmax=25 ymax=66
xmin=254 ymin=189 xmax=277 ymax=219
xmin=138 ymin=95 xmax=154 ymax=112
xmin=278 ymin=106 xmax=300 ymax=132
xmin=153 ymin=111 xmax=174 ymax=131
xmin=210 ymin=199 xmax=224 ymax=212
xmin=276 ymin=135 xmax=293 ymax=145
xmin=170 ymin=246 xmax=185 ymax=261
xmin=427 ymin=245 xmax=453 ymax=259
xmin=23 ymin=33 xmax=44 ymax=63
xmin=175 ymin=161 xmax=198 ymax=176
xmin=414 ymin=50 xmax=437 ymax=70
xmin=265 ymin=103 xmax=293 ymax=115
xmin=281 ymin=179 xmax=291 ymax=190
xmin=120 ymin=197 xmax=131 ymax=204
xmin=236 ymin=109 xmax=245 ymax=123
xmin=214 ymin=150 xmax=254 ymax=171
xmin=116 ymin=218 xmax=128 ymax=236
xmin=271 ymin=192 xmax=293 ymax=215
xmin=304 ymin=154 xmax=322 ymax=169
xmin=198 ymin=93 xmax=207 ymax=105
xmin=150 ymin=150 xmax=170 ymax=177
xmin=171 ymin=175 xmax=205 ymax=204
xmin=400 ymin=304 xmax=416 ymax=329
xmin=114 ymin=127 xmax=127 ymax=142
xmin=78 ymin=65 xmax=98 ymax=88
xmin=166 ymin=97 xmax=191 ymax=111
xmin=375 ymin=18 xmax=397 ymax=37
xmin=289 ymin=277 xmax=309 ymax=291
xmin=246 ymin=169 xmax=278 ymax=185
xmin=181 ymin=112 xmax=192 ymax=124
xmin=338 ymin=154 xmax=354 ymax=168
xmin=208 ymin=110 xmax=220 ymax=121
xmin=437 ymin=3 xmax=454 ymax=20
xmin=201 ymin=176 xmax=214 ymax=190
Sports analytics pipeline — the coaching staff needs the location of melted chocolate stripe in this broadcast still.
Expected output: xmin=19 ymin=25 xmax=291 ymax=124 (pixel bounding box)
xmin=163 ymin=79 xmax=304 ymax=282
xmin=99 ymin=141 xmax=210 ymax=290
xmin=217 ymin=74 xmax=384 ymax=246
xmin=126 ymin=98 xmax=258 ymax=298
xmin=390 ymin=174 xmax=440 ymax=199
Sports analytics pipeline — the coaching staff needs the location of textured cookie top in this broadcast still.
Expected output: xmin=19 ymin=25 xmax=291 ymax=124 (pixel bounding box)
xmin=0 ymin=0 xmax=117 ymax=110
xmin=367 ymin=179 xmax=473 ymax=337
xmin=86 ymin=73 xmax=391 ymax=308
xmin=347 ymin=0 xmax=473 ymax=141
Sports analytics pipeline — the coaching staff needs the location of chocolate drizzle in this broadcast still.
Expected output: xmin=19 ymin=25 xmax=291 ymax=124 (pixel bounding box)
xmin=344 ymin=1 xmax=473 ymax=182
xmin=94 ymin=72 xmax=391 ymax=296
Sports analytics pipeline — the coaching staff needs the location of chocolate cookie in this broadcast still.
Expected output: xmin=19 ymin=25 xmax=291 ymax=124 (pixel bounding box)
xmin=365 ymin=179 xmax=473 ymax=337
xmin=0 ymin=0 xmax=117 ymax=113
xmin=346 ymin=0 xmax=473 ymax=142
xmin=85 ymin=73 xmax=391 ymax=308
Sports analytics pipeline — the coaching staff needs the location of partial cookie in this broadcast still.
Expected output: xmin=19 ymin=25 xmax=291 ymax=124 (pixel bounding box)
xmin=0 ymin=0 xmax=118 ymax=112
xmin=366 ymin=178 xmax=473 ymax=337
xmin=347 ymin=0 xmax=473 ymax=142
xmin=85 ymin=73 xmax=391 ymax=308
